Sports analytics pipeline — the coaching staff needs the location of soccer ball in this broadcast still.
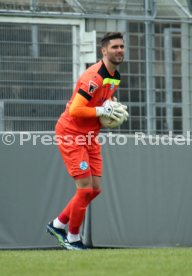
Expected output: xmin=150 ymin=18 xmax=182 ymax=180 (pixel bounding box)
xmin=99 ymin=101 xmax=126 ymax=129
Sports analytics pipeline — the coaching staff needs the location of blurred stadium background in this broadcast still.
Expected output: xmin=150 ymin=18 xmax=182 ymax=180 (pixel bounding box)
xmin=0 ymin=0 xmax=191 ymax=134
xmin=1 ymin=0 xmax=192 ymax=250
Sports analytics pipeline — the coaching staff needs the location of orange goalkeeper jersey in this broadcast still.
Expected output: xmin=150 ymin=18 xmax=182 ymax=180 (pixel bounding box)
xmin=58 ymin=60 xmax=121 ymax=134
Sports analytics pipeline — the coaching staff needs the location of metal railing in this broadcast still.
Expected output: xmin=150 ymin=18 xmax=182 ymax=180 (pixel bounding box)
xmin=0 ymin=1 xmax=192 ymax=135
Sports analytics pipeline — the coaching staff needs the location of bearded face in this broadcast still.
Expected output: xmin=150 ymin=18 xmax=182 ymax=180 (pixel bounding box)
xmin=102 ymin=39 xmax=125 ymax=66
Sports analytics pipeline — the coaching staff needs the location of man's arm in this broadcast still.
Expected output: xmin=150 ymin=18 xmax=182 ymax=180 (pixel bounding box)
xmin=69 ymin=93 xmax=96 ymax=117
xmin=69 ymin=93 xmax=124 ymax=121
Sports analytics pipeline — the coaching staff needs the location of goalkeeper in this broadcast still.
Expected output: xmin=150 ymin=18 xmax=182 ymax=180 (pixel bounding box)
xmin=46 ymin=32 xmax=128 ymax=250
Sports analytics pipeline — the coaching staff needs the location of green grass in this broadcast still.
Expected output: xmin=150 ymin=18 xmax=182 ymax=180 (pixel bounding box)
xmin=1 ymin=248 xmax=192 ymax=276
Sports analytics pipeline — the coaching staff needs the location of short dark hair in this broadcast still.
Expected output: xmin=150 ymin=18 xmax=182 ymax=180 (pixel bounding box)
xmin=101 ymin=32 xmax=124 ymax=47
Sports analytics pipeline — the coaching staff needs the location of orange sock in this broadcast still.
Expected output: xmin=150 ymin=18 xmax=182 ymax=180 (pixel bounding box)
xmin=58 ymin=198 xmax=74 ymax=224
xmin=68 ymin=188 xmax=93 ymax=234
xmin=90 ymin=188 xmax=102 ymax=201
xmin=58 ymin=188 xmax=101 ymax=229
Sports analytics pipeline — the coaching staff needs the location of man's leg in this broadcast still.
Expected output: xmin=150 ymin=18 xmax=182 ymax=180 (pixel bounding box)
xmin=91 ymin=175 xmax=102 ymax=200
xmin=48 ymin=124 xmax=102 ymax=249
xmin=67 ymin=176 xmax=101 ymax=240
xmin=47 ymin=176 xmax=101 ymax=250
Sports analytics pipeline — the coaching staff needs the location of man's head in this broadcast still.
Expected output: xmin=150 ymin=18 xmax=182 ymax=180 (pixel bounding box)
xmin=101 ymin=32 xmax=124 ymax=66
xmin=101 ymin=32 xmax=124 ymax=47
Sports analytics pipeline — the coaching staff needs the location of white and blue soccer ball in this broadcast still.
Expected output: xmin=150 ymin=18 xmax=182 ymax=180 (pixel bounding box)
xmin=99 ymin=100 xmax=127 ymax=129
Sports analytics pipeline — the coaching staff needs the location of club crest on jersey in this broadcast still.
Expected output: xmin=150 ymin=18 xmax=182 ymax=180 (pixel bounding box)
xmin=88 ymin=80 xmax=98 ymax=93
xmin=79 ymin=161 xmax=89 ymax=170
xmin=110 ymin=82 xmax=115 ymax=90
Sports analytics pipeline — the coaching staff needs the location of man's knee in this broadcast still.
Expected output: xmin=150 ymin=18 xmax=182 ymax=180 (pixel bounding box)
xmin=75 ymin=175 xmax=92 ymax=188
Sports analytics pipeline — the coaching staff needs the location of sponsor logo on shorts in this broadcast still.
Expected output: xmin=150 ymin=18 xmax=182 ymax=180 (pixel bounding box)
xmin=79 ymin=161 xmax=89 ymax=170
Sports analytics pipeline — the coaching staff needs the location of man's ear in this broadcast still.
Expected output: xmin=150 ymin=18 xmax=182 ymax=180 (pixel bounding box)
xmin=101 ymin=47 xmax=107 ymax=56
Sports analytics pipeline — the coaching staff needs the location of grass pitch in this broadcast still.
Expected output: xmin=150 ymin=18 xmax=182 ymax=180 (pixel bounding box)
xmin=1 ymin=248 xmax=192 ymax=276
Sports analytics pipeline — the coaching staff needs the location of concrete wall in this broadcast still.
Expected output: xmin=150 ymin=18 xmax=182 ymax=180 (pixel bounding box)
xmin=1 ymin=133 xmax=192 ymax=248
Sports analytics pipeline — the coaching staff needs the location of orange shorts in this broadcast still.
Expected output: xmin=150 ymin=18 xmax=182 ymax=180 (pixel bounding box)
xmin=55 ymin=122 xmax=102 ymax=179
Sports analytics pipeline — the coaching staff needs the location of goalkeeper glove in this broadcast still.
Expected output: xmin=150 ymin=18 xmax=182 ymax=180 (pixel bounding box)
xmin=120 ymin=104 xmax=129 ymax=121
xmin=95 ymin=100 xmax=124 ymax=121
xmin=112 ymin=96 xmax=117 ymax=102
xmin=123 ymin=109 xmax=129 ymax=121
xmin=112 ymin=98 xmax=129 ymax=121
